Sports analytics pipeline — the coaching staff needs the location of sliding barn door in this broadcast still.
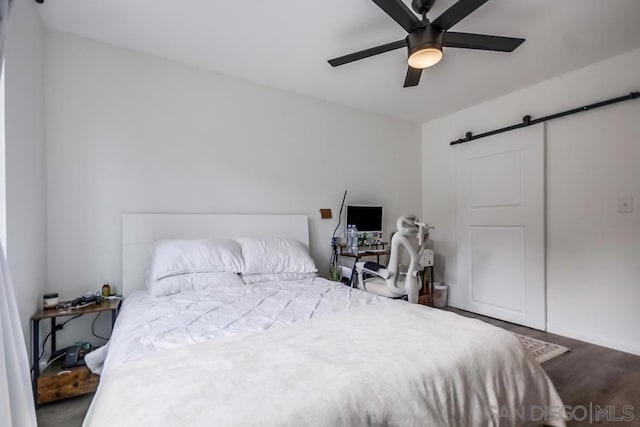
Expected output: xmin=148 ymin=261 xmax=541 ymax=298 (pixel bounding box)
xmin=454 ymin=125 xmax=545 ymax=330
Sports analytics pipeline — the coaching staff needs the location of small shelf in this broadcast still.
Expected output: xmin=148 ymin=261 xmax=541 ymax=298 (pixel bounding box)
xmin=32 ymin=299 xmax=121 ymax=320
xmin=31 ymin=298 xmax=121 ymax=407
xmin=37 ymin=359 xmax=99 ymax=405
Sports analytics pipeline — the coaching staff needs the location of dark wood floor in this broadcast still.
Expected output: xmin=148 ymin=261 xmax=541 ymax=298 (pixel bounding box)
xmin=447 ymin=307 xmax=640 ymax=426
xmin=37 ymin=308 xmax=640 ymax=426
xmin=37 ymin=393 xmax=93 ymax=427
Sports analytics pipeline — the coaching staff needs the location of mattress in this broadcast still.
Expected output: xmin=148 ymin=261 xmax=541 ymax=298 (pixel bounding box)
xmin=92 ymin=277 xmax=388 ymax=376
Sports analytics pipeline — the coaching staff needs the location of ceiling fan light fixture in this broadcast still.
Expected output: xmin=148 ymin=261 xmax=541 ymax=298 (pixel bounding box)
xmin=407 ymin=46 xmax=443 ymax=69
xmin=327 ymin=0 xmax=526 ymax=88
xmin=406 ymin=26 xmax=444 ymax=70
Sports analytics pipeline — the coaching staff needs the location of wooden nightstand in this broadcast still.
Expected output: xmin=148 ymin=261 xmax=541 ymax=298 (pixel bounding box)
xmin=31 ymin=299 xmax=121 ymax=406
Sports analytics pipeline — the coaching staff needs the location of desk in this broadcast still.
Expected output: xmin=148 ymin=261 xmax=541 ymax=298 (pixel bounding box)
xmin=339 ymin=250 xmax=390 ymax=265
xmin=339 ymin=250 xmax=391 ymax=287
xmin=31 ymin=299 xmax=121 ymax=406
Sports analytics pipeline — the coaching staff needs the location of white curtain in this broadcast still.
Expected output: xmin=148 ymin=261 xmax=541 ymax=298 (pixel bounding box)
xmin=0 ymin=0 xmax=38 ymax=425
xmin=0 ymin=244 xmax=37 ymax=426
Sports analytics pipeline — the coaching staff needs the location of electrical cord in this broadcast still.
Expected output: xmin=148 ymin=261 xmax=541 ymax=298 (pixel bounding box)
xmin=40 ymin=352 xmax=65 ymax=372
xmin=91 ymin=312 xmax=110 ymax=341
xmin=38 ymin=313 xmax=83 ymax=361
xmin=330 ymin=190 xmax=348 ymax=280
xmin=332 ymin=189 xmax=348 ymax=239
xmin=31 ymin=313 xmax=84 ymax=373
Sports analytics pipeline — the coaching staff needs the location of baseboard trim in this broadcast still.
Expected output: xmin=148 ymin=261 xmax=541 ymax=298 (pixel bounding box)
xmin=546 ymin=323 xmax=640 ymax=356
xmin=448 ymin=301 xmax=640 ymax=356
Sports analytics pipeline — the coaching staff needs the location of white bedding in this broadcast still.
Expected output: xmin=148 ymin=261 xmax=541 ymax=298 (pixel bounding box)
xmin=85 ymin=300 xmax=565 ymax=426
xmin=90 ymin=278 xmax=388 ymax=376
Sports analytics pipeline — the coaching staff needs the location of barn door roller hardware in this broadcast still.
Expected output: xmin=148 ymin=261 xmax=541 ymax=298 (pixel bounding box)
xmin=450 ymin=91 xmax=640 ymax=146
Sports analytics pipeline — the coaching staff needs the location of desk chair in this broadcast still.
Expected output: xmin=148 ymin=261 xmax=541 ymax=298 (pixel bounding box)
xmin=355 ymin=215 xmax=433 ymax=303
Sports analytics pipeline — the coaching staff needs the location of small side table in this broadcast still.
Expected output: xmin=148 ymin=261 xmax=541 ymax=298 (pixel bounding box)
xmin=31 ymin=299 xmax=121 ymax=406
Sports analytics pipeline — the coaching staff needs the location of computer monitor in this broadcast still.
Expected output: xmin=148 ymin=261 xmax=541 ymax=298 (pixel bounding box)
xmin=346 ymin=205 xmax=383 ymax=234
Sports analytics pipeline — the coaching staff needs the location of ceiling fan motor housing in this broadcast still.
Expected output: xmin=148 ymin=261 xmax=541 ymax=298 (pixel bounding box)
xmin=412 ymin=0 xmax=436 ymax=15
xmin=406 ymin=25 xmax=444 ymax=57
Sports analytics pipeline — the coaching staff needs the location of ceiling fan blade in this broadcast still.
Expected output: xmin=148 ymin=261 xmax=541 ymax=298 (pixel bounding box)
xmin=371 ymin=0 xmax=424 ymax=33
xmin=328 ymin=39 xmax=406 ymax=67
xmin=444 ymin=32 xmax=525 ymax=52
xmin=432 ymin=0 xmax=488 ymax=30
xmin=403 ymin=66 xmax=423 ymax=87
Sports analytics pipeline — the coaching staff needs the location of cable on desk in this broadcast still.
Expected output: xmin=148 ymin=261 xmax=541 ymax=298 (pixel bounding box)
xmin=91 ymin=312 xmax=110 ymax=341
xmin=31 ymin=313 xmax=84 ymax=372
xmin=40 ymin=352 xmax=65 ymax=372
xmin=39 ymin=313 xmax=83 ymax=359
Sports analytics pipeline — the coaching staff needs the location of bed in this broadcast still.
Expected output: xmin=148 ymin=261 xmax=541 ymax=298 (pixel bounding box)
xmin=83 ymin=214 xmax=565 ymax=426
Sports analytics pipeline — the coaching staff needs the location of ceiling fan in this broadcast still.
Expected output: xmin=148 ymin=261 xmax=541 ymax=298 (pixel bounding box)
xmin=328 ymin=0 xmax=525 ymax=87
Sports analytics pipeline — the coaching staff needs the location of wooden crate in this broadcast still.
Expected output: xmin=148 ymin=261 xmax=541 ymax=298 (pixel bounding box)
xmin=37 ymin=361 xmax=99 ymax=404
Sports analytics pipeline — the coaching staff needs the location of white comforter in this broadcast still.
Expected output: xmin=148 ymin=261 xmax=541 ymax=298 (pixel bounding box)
xmin=85 ymin=283 xmax=565 ymax=426
xmin=89 ymin=278 xmax=388 ymax=376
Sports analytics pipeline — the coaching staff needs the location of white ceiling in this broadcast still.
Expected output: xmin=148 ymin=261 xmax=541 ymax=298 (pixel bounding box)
xmin=38 ymin=0 xmax=640 ymax=123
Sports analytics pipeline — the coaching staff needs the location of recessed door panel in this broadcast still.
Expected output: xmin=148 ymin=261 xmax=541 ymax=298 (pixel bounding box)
xmin=455 ymin=124 xmax=545 ymax=330
xmin=470 ymin=150 xmax=523 ymax=208
xmin=470 ymin=226 xmax=524 ymax=312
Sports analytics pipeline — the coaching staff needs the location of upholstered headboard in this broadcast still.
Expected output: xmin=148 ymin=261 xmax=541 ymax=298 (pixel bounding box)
xmin=122 ymin=213 xmax=310 ymax=296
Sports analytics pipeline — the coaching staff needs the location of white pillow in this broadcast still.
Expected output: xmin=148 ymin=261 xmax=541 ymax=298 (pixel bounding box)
xmin=150 ymin=239 xmax=243 ymax=281
xmin=237 ymin=237 xmax=317 ymax=275
xmin=241 ymin=272 xmax=318 ymax=285
xmin=149 ymin=272 xmax=245 ymax=297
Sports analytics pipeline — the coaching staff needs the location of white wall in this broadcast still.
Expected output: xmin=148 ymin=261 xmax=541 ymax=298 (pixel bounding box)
xmin=422 ymin=48 xmax=640 ymax=355
xmin=45 ymin=32 xmax=422 ymax=344
xmin=4 ymin=0 xmax=47 ymax=341
xmin=0 ymin=60 xmax=5 ymax=252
